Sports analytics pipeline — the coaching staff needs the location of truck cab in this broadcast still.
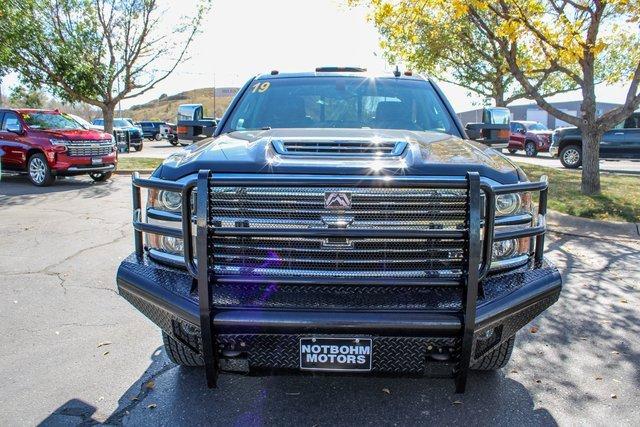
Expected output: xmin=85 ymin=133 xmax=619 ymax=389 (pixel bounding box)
xmin=117 ymin=69 xmax=561 ymax=393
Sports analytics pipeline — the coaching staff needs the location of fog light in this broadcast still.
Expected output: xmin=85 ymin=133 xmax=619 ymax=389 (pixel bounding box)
xmin=162 ymin=236 xmax=184 ymax=254
xmin=493 ymin=239 xmax=517 ymax=259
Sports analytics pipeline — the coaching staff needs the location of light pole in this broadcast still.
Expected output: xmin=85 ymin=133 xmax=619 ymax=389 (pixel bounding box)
xmin=213 ymin=72 xmax=216 ymax=119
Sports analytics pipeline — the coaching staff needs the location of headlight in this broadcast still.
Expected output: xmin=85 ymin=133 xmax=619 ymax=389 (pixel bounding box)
xmin=495 ymin=193 xmax=521 ymax=216
xmin=149 ymin=189 xmax=182 ymax=212
xmin=50 ymin=138 xmax=68 ymax=146
xmin=159 ymin=191 xmax=182 ymax=211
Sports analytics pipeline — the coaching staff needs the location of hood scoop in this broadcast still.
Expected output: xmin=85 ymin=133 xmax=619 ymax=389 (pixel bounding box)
xmin=271 ymin=137 xmax=407 ymax=157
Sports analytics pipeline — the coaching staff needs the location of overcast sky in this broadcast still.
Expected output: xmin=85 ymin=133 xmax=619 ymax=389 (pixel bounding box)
xmin=0 ymin=0 xmax=633 ymax=113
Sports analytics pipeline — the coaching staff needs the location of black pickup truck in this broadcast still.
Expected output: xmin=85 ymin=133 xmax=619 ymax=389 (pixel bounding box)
xmin=117 ymin=69 xmax=561 ymax=393
xmin=549 ymin=111 xmax=640 ymax=168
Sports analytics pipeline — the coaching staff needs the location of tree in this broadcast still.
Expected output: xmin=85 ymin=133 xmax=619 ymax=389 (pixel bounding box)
xmin=353 ymin=0 xmax=576 ymax=107
xmin=8 ymin=85 xmax=44 ymax=108
xmin=0 ymin=0 xmax=211 ymax=132
xmin=457 ymin=0 xmax=640 ymax=195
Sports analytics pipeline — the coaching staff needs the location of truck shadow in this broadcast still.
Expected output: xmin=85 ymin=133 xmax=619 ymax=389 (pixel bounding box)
xmin=40 ymin=346 xmax=556 ymax=426
xmin=39 ymin=233 xmax=639 ymax=426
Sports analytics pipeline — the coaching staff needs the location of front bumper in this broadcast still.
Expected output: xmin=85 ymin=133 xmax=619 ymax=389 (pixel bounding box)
xmin=51 ymin=152 xmax=117 ymax=176
xmin=117 ymin=253 xmax=561 ymax=375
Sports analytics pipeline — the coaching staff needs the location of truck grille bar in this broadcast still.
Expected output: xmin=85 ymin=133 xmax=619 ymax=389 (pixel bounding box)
xmin=66 ymin=140 xmax=114 ymax=157
xmin=209 ymin=186 xmax=468 ymax=280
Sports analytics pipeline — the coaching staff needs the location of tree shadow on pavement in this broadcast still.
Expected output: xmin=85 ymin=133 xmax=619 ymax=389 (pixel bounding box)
xmin=40 ymin=345 xmax=556 ymax=426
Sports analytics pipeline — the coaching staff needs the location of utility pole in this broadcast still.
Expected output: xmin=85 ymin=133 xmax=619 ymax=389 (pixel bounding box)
xmin=213 ymin=73 xmax=216 ymax=119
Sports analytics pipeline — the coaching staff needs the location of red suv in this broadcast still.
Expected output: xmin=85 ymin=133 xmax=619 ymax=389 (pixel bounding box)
xmin=0 ymin=109 xmax=117 ymax=186
xmin=507 ymin=120 xmax=553 ymax=157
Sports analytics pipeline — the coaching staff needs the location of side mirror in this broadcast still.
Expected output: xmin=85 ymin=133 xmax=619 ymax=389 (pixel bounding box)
xmin=518 ymin=128 xmax=526 ymax=135
xmin=465 ymin=107 xmax=511 ymax=149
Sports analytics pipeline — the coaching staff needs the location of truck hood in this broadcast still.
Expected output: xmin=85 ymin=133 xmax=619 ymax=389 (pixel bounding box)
xmin=30 ymin=128 xmax=113 ymax=141
xmin=157 ymin=128 xmax=526 ymax=184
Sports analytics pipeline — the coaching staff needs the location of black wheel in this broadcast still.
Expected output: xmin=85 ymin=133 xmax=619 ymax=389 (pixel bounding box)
xmin=27 ymin=153 xmax=55 ymax=186
xmin=472 ymin=336 xmax=515 ymax=370
xmin=507 ymin=148 xmax=518 ymax=154
xmin=170 ymin=140 xmax=179 ymax=146
xmin=154 ymin=133 xmax=162 ymax=141
xmin=524 ymin=141 xmax=538 ymax=157
xmin=162 ymin=331 xmax=203 ymax=367
xmin=560 ymin=145 xmax=582 ymax=168
xmin=134 ymin=141 xmax=143 ymax=151
xmin=89 ymin=171 xmax=113 ymax=182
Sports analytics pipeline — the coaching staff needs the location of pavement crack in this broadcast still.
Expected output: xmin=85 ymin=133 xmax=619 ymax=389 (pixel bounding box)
xmin=105 ymin=363 xmax=178 ymax=424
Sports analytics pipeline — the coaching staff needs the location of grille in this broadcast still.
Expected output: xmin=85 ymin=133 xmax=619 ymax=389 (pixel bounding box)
xmin=209 ymin=186 xmax=468 ymax=279
xmin=67 ymin=140 xmax=114 ymax=157
xmin=272 ymin=138 xmax=407 ymax=157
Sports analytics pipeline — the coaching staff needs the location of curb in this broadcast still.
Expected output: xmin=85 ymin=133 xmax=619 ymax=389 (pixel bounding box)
xmin=113 ymin=169 xmax=155 ymax=175
xmin=547 ymin=210 xmax=639 ymax=241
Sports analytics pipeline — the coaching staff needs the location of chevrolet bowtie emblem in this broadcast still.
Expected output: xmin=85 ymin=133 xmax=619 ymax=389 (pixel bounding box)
xmin=324 ymin=191 xmax=352 ymax=209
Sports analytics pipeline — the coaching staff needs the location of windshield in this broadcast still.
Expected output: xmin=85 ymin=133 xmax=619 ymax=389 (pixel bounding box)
xmin=526 ymin=122 xmax=548 ymax=131
xmin=223 ymin=77 xmax=459 ymax=135
xmin=22 ymin=112 xmax=84 ymax=130
xmin=113 ymin=119 xmax=130 ymax=127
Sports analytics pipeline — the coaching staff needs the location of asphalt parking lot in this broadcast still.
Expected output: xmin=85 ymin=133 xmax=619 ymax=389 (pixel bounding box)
xmin=1 ymin=174 xmax=639 ymax=426
xmin=504 ymin=151 xmax=640 ymax=175
xmin=119 ymin=141 xmax=182 ymax=159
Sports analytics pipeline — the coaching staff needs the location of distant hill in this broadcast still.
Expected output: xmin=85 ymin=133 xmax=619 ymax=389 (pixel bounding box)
xmin=122 ymin=87 xmax=238 ymax=122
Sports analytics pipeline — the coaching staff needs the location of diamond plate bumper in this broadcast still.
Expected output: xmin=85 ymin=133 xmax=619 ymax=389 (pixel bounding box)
xmin=117 ymin=253 xmax=561 ymax=373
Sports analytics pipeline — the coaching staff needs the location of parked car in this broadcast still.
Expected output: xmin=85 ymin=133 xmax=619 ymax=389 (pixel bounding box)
xmin=117 ymin=68 xmax=561 ymax=393
xmin=137 ymin=120 xmax=178 ymax=145
xmin=549 ymin=111 xmax=640 ymax=168
xmin=138 ymin=121 xmax=164 ymax=141
xmin=66 ymin=113 xmax=104 ymax=131
xmin=92 ymin=118 xmax=144 ymax=151
xmin=0 ymin=109 xmax=116 ymax=186
xmin=507 ymin=121 xmax=552 ymax=157
xmin=160 ymin=122 xmax=179 ymax=146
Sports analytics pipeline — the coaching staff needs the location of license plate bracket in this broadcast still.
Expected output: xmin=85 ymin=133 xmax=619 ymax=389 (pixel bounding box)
xmin=91 ymin=157 xmax=103 ymax=166
xmin=300 ymin=337 xmax=372 ymax=372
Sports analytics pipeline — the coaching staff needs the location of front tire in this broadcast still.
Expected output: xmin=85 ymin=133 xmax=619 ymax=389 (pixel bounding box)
xmin=525 ymin=141 xmax=538 ymax=157
xmin=560 ymin=145 xmax=582 ymax=168
xmin=472 ymin=336 xmax=515 ymax=370
xmin=162 ymin=331 xmax=203 ymax=367
xmin=154 ymin=133 xmax=162 ymax=141
xmin=89 ymin=172 xmax=113 ymax=182
xmin=134 ymin=141 xmax=143 ymax=152
xmin=28 ymin=153 xmax=55 ymax=186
